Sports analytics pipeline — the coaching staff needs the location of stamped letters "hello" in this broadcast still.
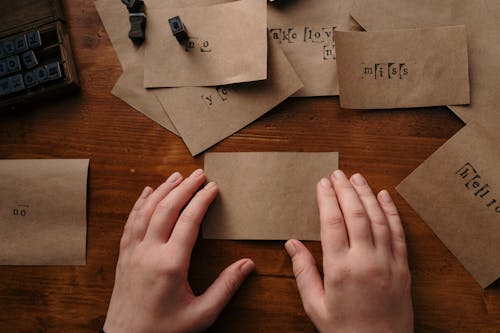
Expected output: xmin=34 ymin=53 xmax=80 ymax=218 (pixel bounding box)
xmin=456 ymin=162 xmax=499 ymax=213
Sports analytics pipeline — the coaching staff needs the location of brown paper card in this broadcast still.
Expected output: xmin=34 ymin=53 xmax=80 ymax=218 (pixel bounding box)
xmin=95 ymin=0 xmax=178 ymax=135
xmin=351 ymin=0 xmax=500 ymax=134
xmin=267 ymin=0 xmax=359 ymax=97
xmin=397 ymin=123 xmax=500 ymax=288
xmin=144 ymin=0 xmax=268 ymax=88
xmin=154 ymin=39 xmax=303 ymax=156
xmin=203 ymin=152 xmax=339 ymax=240
xmin=0 ymin=159 xmax=89 ymax=265
xmin=335 ymin=26 xmax=470 ymax=109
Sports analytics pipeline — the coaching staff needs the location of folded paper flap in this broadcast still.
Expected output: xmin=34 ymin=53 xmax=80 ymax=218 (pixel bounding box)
xmin=0 ymin=159 xmax=89 ymax=265
xmin=335 ymin=26 xmax=470 ymax=109
xmin=144 ymin=0 xmax=267 ymax=88
xmin=397 ymin=123 xmax=500 ymax=288
xmin=203 ymin=152 xmax=339 ymax=241
xmin=154 ymin=39 xmax=302 ymax=156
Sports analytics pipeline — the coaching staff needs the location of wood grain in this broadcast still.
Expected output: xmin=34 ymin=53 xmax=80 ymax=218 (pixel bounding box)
xmin=0 ymin=1 xmax=498 ymax=332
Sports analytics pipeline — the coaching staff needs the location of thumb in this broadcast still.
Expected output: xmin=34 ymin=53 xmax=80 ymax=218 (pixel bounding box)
xmin=285 ymin=239 xmax=324 ymax=316
xmin=194 ymin=258 xmax=255 ymax=326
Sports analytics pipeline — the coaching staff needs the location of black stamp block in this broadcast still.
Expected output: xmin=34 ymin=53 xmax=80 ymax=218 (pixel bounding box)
xmin=3 ymin=39 xmax=15 ymax=56
xmin=21 ymin=50 xmax=38 ymax=69
xmin=121 ymin=0 xmax=144 ymax=13
xmin=128 ymin=13 xmax=146 ymax=45
xmin=168 ymin=16 xmax=188 ymax=42
xmin=27 ymin=31 xmax=42 ymax=49
xmin=35 ymin=66 xmax=48 ymax=83
xmin=0 ymin=77 xmax=9 ymax=96
xmin=14 ymin=35 xmax=29 ymax=53
xmin=5 ymin=55 xmax=21 ymax=72
xmin=9 ymin=73 xmax=25 ymax=92
xmin=24 ymin=70 xmax=38 ymax=88
xmin=46 ymin=62 xmax=62 ymax=80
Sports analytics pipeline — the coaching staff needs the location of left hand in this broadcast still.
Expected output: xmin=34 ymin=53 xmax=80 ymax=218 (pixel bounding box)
xmin=103 ymin=169 xmax=255 ymax=333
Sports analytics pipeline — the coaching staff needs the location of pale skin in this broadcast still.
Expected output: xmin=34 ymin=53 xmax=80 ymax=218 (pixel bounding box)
xmin=104 ymin=169 xmax=413 ymax=333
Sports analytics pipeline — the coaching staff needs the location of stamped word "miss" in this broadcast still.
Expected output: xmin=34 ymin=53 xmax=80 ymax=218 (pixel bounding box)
xmin=362 ymin=63 xmax=409 ymax=80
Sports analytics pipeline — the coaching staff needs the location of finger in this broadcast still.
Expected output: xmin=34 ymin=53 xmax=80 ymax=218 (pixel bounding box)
xmin=285 ymin=239 xmax=324 ymax=317
xmin=145 ymin=169 xmax=206 ymax=243
xmin=350 ymin=174 xmax=391 ymax=253
xmin=317 ymin=178 xmax=349 ymax=258
xmin=194 ymin=259 xmax=255 ymax=327
xmin=168 ymin=182 xmax=218 ymax=269
xmin=331 ymin=170 xmax=374 ymax=248
xmin=377 ymin=190 xmax=408 ymax=265
xmin=127 ymin=172 xmax=183 ymax=241
xmin=121 ymin=186 xmax=153 ymax=249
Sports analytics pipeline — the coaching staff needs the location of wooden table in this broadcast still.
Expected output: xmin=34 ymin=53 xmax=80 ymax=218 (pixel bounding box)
xmin=0 ymin=1 xmax=498 ymax=332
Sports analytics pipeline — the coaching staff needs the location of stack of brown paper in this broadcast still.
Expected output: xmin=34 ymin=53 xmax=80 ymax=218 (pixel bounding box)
xmin=0 ymin=159 xmax=89 ymax=265
xmin=335 ymin=26 xmax=470 ymax=109
xmin=203 ymin=152 xmax=339 ymax=240
xmin=352 ymin=0 xmax=500 ymax=288
xmin=97 ymin=0 xmax=304 ymax=156
xmin=351 ymin=0 xmax=500 ymax=133
xmin=397 ymin=123 xmax=500 ymax=288
xmin=144 ymin=0 xmax=268 ymax=88
xmin=154 ymin=40 xmax=303 ymax=156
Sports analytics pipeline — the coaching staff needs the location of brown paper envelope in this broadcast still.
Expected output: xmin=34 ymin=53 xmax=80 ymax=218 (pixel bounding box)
xmin=203 ymin=152 xmax=339 ymax=240
xmin=335 ymin=26 xmax=470 ymax=109
xmin=0 ymin=160 xmax=89 ymax=265
xmin=397 ymin=123 xmax=500 ymax=288
xmin=144 ymin=0 xmax=268 ymax=88
xmin=154 ymin=39 xmax=303 ymax=156
xmin=351 ymin=0 xmax=500 ymax=134
xmin=95 ymin=0 xmax=178 ymax=135
xmin=267 ymin=0 xmax=358 ymax=97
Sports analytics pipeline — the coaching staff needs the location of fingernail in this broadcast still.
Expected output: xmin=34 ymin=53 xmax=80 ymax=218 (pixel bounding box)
xmin=240 ymin=259 xmax=255 ymax=275
xmin=284 ymin=240 xmax=296 ymax=257
xmin=320 ymin=177 xmax=331 ymax=188
xmin=190 ymin=169 xmax=204 ymax=178
xmin=166 ymin=172 xmax=182 ymax=183
xmin=140 ymin=186 xmax=153 ymax=198
xmin=204 ymin=182 xmax=217 ymax=190
xmin=332 ymin=169 xmax=347 ymax=180
xmin=380 ymin=190 xmax=393 ymax=203
xmin=351 ymin=173 xmax=366 ymax=186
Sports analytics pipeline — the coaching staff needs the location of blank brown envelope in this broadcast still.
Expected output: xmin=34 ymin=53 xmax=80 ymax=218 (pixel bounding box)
xmin=0 ymin=159 xmax=89 ymax=265
xmin=154 ymin=39 xmax=303 ymax=156
xmin=144 ymin=0 xmax=268 ymax=88
xmin=267 ymin=0 xmax=359 ymax=97
xmin=203 ymin=152 xmax=339 ymax=240
xmin=335 ymin=26 xmax=470 ymax=109
xmin=351 ymin=0 xmax=500 ymax=135
xmin=397 ymin=123 xmax=500 ymax=288
xmin=95 ymin=0 xmax=178 ymax=135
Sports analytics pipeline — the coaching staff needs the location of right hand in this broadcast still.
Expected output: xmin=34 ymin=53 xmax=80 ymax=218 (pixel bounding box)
xmin=285 ymin=170 xmax=414 ymax=333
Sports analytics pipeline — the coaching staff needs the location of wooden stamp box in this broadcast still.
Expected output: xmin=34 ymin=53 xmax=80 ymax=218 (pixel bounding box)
xmin=0 ymin=0 xmax=79 ymax=110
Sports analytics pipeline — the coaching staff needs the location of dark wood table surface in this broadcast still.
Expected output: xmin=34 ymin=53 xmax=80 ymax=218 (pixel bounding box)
xmin=1 ymin=1 xmax=498 ymax=332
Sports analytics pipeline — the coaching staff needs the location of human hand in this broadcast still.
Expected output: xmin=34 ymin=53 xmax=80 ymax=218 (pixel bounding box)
xmin=103 ymin=169 xmax=255 ymax=333
xmin=285 ymin=170 xmax=413 ymax=333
